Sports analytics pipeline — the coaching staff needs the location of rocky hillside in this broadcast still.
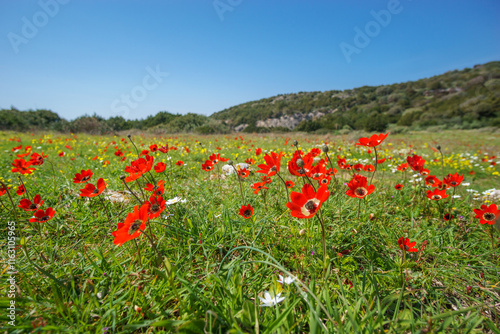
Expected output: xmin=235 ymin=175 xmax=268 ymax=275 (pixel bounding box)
xmin=211 ymin=61 xmax=500 ymax=132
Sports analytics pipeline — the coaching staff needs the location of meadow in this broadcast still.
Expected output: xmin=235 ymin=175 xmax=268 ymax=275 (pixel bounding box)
xmin=0 ymin=129 xmax=499 ymax=333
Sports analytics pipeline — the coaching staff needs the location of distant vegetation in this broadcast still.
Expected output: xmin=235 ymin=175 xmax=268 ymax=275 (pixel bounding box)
xmin=2 ymin=61 xmax=499 ymax=134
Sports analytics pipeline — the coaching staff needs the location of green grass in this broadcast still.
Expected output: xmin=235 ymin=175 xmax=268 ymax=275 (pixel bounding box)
xmin=0 ymin=130 xmax=499 ymax=333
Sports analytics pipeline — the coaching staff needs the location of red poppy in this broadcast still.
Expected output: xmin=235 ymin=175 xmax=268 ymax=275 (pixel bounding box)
xmin=444 ymin=213 xmax=454 ymax=221
xmin=395 ymin=184 xmax=403 ymax=190
xmin=154 ymin=162 xmax=167 ymax=173
xmin=397 ymin=163 xmax=408 ymax=172
xmin=19 ymin=194 xmax=44 ymax=211
xmin=309 ymin=148 xmax=322 ymax=157
xmin=337 ymin=157 xmax=347 ymax=169
xmin=29 ymin=207 xmax=55 ymax=223
xmin=29 ymin=152 xmax=47 ymax=166
xmin=407 ymin=155 xmax=426 ymax=173
xmin=12 ymin=145 xmax=22 ymax=152
xmin=202 ymin=160 xmax=214 ymax=172
xmin=426 ymin=188 xmax=448 ymax=201
xmin=245 ymin=158 xmax=255 ymax=165
xmin=473 ymin=204 xmax=499 ymax=225
xmin=256 ymin=151 xmax=284 ymax=177
xmin=285 ymin=180 xmax=295 ymax=188
xmin=140 ymin=150 xmax=149 ymax=156
xmin=58 ymin=152 xmax=65 ymax=157
xmin=398 ymin=237 xmax=418 ymax=252
xmin=184 ymin=146 xmax=190 ymax=153
xmin=17 ymin=146 xmax=32 ymax=158
xmin=124 ymin=155 xmax=154 ymax=181
xmin=239 ymin=204 xmax=254 ymax=219
xmin=469 ymin=170 xmax=476 ymax=175
xmin=73 ymin=169 xmax=93 ymax=183
xmin=251 ymin=182 xmax=268 ymax=194
xmin=353 ymin=163 xmax=364 ymax=172
xmin=425 ymin=175 xmax=442 ymax=188
xmin=288 ymin=151 xmax=314 ymax=177
xmin=363 ymin=164 xmax=375 ymax=172
xmin=79 ymin=178 xmax=106 ymax=197
xmin=355 ymin=133 xmax=389 ymax=147
xmin=144 ymin=180 xmax=165 ymax=196
xmin=318 ymin=176 xmax=331 ymax=186
xmin=149 ymin=144 xmax=158 ymax=152
xmin=175 ymin=161 xmax=184 ymax=166
xmin=158 ymin=144 xmax=169 ymax=153
xmin=238 ymin=168 xmax=250 ymax=178
xmin=286 ymin=184 xmax=329 ymax=219
xmin=261 ymin=176 xmax=272 ymax=184
xmin=443 ymin=173 xmax=464 ymax=187
xmin=16 ymin=185 xmax=25 ymax=196
xmin=11 ymin=159 xmax=35 ymax=175
xmin=0 ymin=185 xmax=9 ymax=197
xmin=255 ymin=148 xmax=262 ymax=156
xmin=112 ymin=204 xmax=149 ymax=246
xmin=209 ymin=153 xmax=229 ymax=164
xmin=377 ymin=158 xmax=386 ymax=164
xmin=345 ymin=174 xmax=375 ymax=199
xmin=143 ymin=195 xmax=166 ymax=219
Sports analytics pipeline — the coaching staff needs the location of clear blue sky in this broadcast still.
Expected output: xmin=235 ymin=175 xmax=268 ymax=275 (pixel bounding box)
xmin=1 ymin=0 xmax=499 ymax=120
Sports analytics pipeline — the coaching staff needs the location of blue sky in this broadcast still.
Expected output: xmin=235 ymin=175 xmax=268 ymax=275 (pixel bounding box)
xmin=1 ymin=0 xmax=499 ymax=120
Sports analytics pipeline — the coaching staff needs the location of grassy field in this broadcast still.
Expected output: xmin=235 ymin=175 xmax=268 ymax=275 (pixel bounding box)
xmin=1 ymin=129 xmax=499 ymax=333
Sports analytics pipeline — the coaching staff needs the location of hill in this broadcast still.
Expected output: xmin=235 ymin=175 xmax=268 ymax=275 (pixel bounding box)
xmin=211 ymin=61 xmax=500 ymax=133
xmin=1 ymin=61 xmax=499 ymax=134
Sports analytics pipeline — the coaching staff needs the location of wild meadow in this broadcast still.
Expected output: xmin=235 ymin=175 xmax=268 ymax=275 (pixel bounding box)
xmin=1 ymin=129 xmax=499 ymax=333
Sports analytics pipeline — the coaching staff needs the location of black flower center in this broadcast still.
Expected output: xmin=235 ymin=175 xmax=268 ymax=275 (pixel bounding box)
xmin=151 ymin=204 xmax=160 ymax=213
xmin=304 ymin=200 xmax=317 ymax=213
xmin=483 ymin=212 xmax=495 ymax=221
xmin=29 ymin=203 xmax=38 ymax=209
xmin=404 ymin=245 xmax=409 ymax=251
xmin=41 ymin=216 xmax=50 ymax=222
xmin=243 ymin=209 xmax=252 ymax=217
xmin=355 ymin=188 xmax=367 ymax=197
xmin=128 ymin=220 xmax=142 ymax=235
xmin=92 ymin=189 xmax=99 ymax=194
xmin=82 ymin=176 xmax=90 ymax=182
xmin=432 ymin=195 xmax=441 ymax=200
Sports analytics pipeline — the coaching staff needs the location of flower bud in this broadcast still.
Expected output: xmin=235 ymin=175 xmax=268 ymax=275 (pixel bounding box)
xmin=119 ymin=175 xmax=126 ymax=180
xmin=292 ymin=140 xmax=298 ymax=146
xmin=299 ymin=229 xmax=306 ymax=236
xmin=322 ymin=145 xmax=329 ymax=153
xmin=228 ymin=160 xmax=234 ymax=165
xmin=127 ymin=134 xmax=131 ymax=138
xmin=436 ymin=145 xmax=441 ymax=150
xmin=296 ymin=159 xmax=305 ymax=167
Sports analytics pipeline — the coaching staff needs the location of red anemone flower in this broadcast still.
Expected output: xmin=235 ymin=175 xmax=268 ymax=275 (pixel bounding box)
xmin=285 ymin=180 xmax=295 ymax=188
xmin=144 ymin=195 xmax=166 ymax=219
xmin=79 ymin=178 xmax=106 ymax=197
xmin=255 ymin=148 xmax=262 ymax=156
xmin=395 ymin=184 xmax=403 ymax=190
xmin=29 ymin=207 xmax=55 ymax=223
xmin=144 ymin=180 xmax=165 ymax=196
xmin=238 ymin=168 xmax=250 ymax=178
xmin=353 ymin=163 xmax=364 ymax=172
xmin=425 ymin=175 xmax=442 ymax=188
xmin=29 ymin=152 xmax=47 ymax=166
xmin=0 ymin=185 xmax=9 ymax=197
xmin=318 ymin=176 xmax=331 ymax=186
xmin=11 ymin=158 xmax=35 ymax=175
xmin=355 ymin=133 xmax=389 ymax=147
xmin=398 ymin=237 xmax=418 ymax=252
xmin=363 ymin=164 xmax=375 ymax=172
xmin=251 ymin=182 xmax=268 ymax=194
xmin=149 ymin=144 xmax=158 ymax=152
xmin=201 ymin=160 xmax=214 ymax=172
xmin=19 ymin=194 xmax=44 ymax=211
xmin=256 ymin=151 xmax=284 ymax=177
xmin=175 ymin=161 xmax=184 ymax=166
xmin=443 ymin=173 xmax=464 ymax=187
xmin=154 ymin=162 xmax=167 ymax=173
xmin=407 ymin=155 xmax=426 ymax=173
xmin=426 ymin=188 xmax=448 ymax=201
xmin=239 ymin=204 xmax=254 ymax=219
xmin=444 ymin=213 xmax=454 ymax=221
xmin=112 ymin=204 xmax=149 ymax=246
xmin=286 ymin=184 xmax=329 ymax=219
xmin=397 ymin=163 xmax=409 ymax=172
xmin=73 ymin=169 xmax=93 ymax=183
xmin=16 ymin=185 xmax=25 ymax=196
xmin=245 ymin=158 xmax=255 ymax=165
xmin=473 ymin=204 xmax=499 ymax=225
xmin=345 ymin=174 xmax=375 ymax=199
